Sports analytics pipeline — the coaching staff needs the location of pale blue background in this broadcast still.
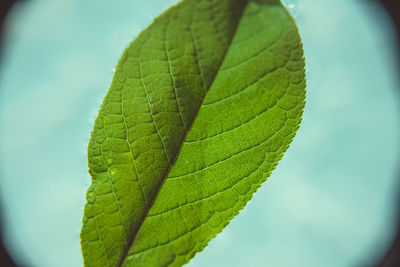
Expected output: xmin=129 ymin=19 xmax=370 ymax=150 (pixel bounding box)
xmin=0 ymin=0 xmax=399 ymax=266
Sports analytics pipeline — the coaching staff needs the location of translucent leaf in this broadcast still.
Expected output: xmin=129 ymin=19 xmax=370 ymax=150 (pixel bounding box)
xmin=81 ymin=0 xmax=306 ymax=266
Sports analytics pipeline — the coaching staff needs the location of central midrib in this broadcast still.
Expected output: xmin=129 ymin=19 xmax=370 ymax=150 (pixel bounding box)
xmin=117 ymin=1 xmax=249 ymax=265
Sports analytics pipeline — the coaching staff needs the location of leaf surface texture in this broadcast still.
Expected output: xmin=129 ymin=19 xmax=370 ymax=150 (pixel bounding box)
xmin=81 ymin=0 xmax=306 ymax=266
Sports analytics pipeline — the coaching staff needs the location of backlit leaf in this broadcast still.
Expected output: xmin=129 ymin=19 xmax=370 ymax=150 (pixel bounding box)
xmin=81 ymin=0 xmax=306 ymax=266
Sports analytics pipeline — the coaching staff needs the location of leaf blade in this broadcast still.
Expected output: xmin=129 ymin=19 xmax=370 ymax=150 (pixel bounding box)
xmin=81 ymin=0 xmax=305 ymax=266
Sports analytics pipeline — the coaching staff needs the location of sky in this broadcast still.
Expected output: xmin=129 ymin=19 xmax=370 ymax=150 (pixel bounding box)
xmin=0 ymin=0 xmax=399 ymax=266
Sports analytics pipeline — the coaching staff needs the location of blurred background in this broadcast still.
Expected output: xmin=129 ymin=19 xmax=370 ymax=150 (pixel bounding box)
xmin=0 ymin=0 xmax=399 ymax=266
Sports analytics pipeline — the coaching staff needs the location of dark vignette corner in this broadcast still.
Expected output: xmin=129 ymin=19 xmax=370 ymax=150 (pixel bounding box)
xmin=372 ymin=1 xmax=400 ymax=267
xmin=0 ymin=1 xmax=20 ymax=267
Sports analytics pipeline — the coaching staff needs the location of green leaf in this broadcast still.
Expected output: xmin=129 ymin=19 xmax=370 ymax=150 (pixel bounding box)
xmin=81 ymin=0 xmax=305 ymax=266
